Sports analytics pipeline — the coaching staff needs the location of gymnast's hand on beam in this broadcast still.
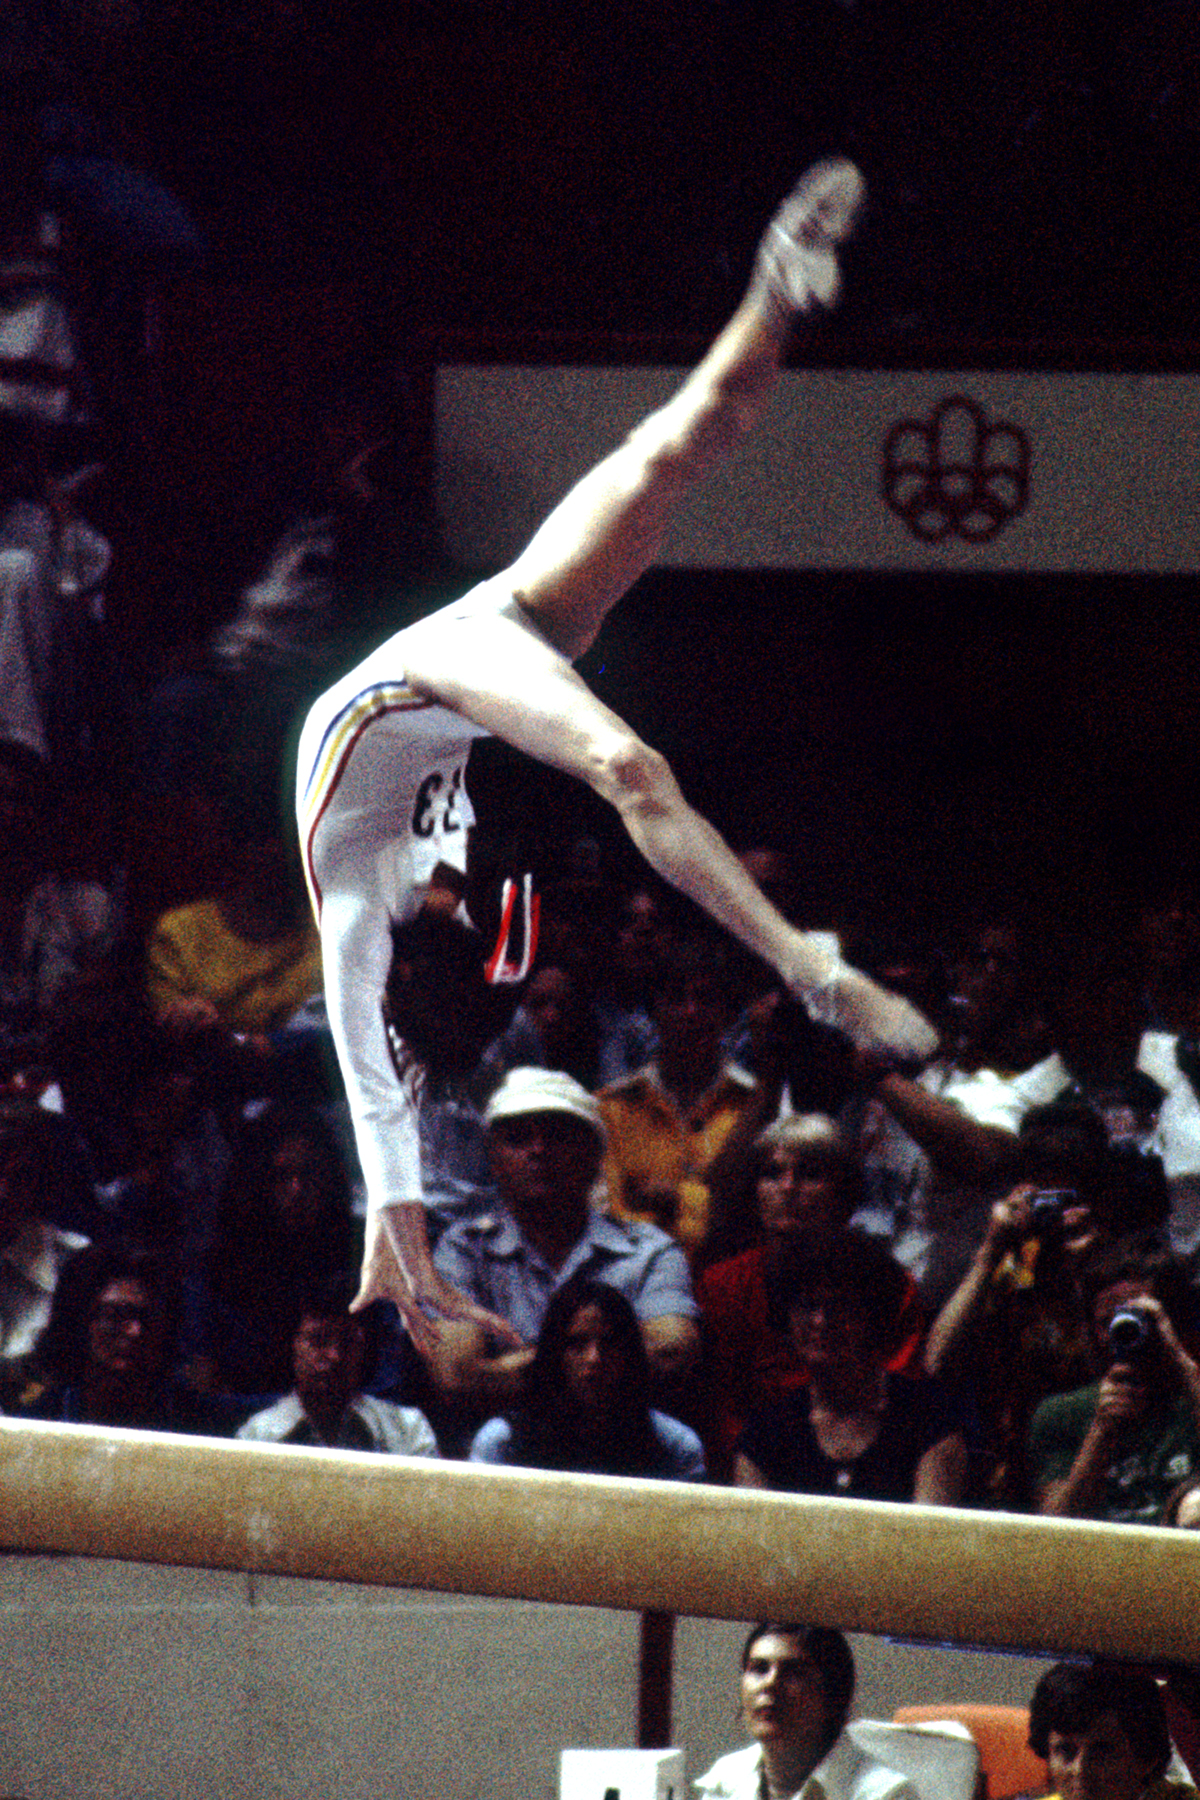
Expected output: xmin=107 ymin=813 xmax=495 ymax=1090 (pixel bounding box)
xmin=352 ymin=1201 xmax=524 ymax=1358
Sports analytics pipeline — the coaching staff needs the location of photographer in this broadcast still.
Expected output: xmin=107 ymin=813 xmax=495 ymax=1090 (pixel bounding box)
xmin=1029 ymin=1241 xmax=1200 ymax=1524
xmin=922 ymin=1104 xmax=1123 ymax=1507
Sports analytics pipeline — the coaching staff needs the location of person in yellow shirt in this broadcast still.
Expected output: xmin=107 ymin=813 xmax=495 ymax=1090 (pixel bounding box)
xmin=145 ymin=829 xmax=321 ymax=1042
xmin=599 ymin=936 xmax=759 ymax=1259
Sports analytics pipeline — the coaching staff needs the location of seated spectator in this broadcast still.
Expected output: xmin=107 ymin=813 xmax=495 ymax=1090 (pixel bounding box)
xmin=851 ymin=920 xmax=1031 ymax=1312
xmin=1135 ymin=871 xmax=1200 ymax=1036
xmin=416 ymin=1065 xmax=497 ymax=1245
xmin=1136 ymin=1000 xmax=1200 ymax=1265
xmin=0 ymin=1094 xmax=87 ymax=1406
xmin=144 ymin=821 xmax=322 ymax=1053
xmin=593 ymin=883 xmax=677 ymax=1085
xmin=190 ymin=1102 xmax=359 ymax=1401
xmin=599 ymin=935 xmax=760 ymax=1259
xmin=695 ymin=1622 xmax=920 ymax=1800
xmin=236 ymin=1273 xmax=437 ymax=1454
xmin=0 ymin=84 xmax=121 ymax=786
xmin=716 ymin=987 xmax=861 ymax=1185
xmin=734 ymin=1228 xmax=968 ymax=1504
xmin=131 ymin=354 xmax=429 ymax=924
xmin=0 ymin=737 xmax=119 ymax=1082
xmin=940 ymin=920 xmax=1049 ymax=1078
xmin=429 ymin=1067 xmax=699 ymax=1444
xmin=130 ymin=515 xmax=343 ymax=925
xmin=468 ymin=1276 xmax=704 ymax=1479
xmin=923 ymin=1102 xmax=1133 ymax=1507
xmin=16 ymin=1241 xmax=234 ymax=1432
xmin=1011 ymin=938 xmax=1163 ymax=1151
xmin=1029 ymin=1239 xmax=1200 ymax=1524
xmin=482 ymin=959 xmax=602 ymax=1093
xmin=42 ymin=953 xmax=235 ymax=1251
xmin=0 ymin=475 xmax=111 ymax=780
xmin=1028 ymin=1661 xmax=1195 ymax=1800
xmin=697 ymin=1115 xmax=924 ymax=1480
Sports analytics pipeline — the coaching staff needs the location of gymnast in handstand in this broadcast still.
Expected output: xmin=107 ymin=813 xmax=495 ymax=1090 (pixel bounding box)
xmin=296 ymin=158 xmax=939 ymax=1354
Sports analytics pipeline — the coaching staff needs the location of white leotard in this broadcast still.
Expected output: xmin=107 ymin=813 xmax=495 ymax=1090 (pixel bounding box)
xmin=296 ymin=580 xmax=519 ymax=1214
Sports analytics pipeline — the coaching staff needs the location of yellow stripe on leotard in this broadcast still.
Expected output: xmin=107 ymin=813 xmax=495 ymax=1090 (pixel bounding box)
xmin=299 ymin=682 xmax=433 ymax=918
xmin=301 ymin=682 xmax=430 ymax=819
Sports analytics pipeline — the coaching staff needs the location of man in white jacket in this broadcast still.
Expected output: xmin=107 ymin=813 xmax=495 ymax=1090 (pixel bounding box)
xmin=696 ymin=1624 xmax=917 ymax=1800
xmin=696 ymin=1623 xmax=980 ymax=1800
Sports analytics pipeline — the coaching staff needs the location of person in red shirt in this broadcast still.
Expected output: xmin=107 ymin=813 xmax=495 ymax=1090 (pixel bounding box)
xmin=697 ymin=1115 xmax=923 ymax=1478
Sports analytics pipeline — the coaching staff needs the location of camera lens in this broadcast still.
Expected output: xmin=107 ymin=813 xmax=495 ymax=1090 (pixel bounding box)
xmin=1107 ymin=1307 xmax=1153 ymax=1361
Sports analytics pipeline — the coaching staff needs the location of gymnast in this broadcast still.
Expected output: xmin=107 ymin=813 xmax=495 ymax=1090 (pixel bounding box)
xmin=295 ymin=158 xmax=939 ymax=1354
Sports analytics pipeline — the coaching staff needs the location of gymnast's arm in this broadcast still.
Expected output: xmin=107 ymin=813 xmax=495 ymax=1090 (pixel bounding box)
xmin=313 ymin=863 xmax=522 ymax=1358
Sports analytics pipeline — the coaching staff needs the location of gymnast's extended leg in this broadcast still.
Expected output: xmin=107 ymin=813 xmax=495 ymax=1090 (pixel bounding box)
xmin=401 ymin=160 xmax=938 ymax=1061
xmin=507 ymin=158 xmax=864 ymax=661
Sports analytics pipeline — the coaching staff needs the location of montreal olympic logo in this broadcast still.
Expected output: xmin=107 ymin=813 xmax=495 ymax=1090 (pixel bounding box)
xmin=881 ymin=395 xmax=1030 ymax=544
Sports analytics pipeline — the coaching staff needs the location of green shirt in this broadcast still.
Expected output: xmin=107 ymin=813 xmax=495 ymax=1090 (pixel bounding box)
xmin=1028 ymin=1383 xmax=1199 ymax=1524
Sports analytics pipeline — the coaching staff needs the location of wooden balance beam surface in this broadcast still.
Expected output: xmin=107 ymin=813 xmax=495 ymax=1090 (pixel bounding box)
xmin=2 ymin=1419 xmax=1196 ymax=1660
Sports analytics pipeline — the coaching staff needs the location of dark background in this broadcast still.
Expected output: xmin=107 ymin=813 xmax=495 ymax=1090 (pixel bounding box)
xmin=19 ymin=0 xmax=1200 ymax=932
xmin=57 ymin=0 xmax=1200 ymax=337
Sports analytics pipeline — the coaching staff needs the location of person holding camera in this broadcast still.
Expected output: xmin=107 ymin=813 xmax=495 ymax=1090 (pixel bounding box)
xmin=1028 ymin=1241 xmax=1200 ymax=1524
xmin=921 ymin=1104 xmax=1119 ymax=1507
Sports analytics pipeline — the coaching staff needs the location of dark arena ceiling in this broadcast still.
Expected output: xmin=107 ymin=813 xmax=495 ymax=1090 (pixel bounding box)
xmin=11 ymin=0 xmax=1200 ymax=346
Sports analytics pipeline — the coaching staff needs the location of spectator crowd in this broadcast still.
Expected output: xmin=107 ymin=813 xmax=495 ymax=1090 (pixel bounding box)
xmin=9 ymin=660 xmax=1200 ymax=1528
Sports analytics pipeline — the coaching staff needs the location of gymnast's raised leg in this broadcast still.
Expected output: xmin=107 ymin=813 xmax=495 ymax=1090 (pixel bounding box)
xmin=401 ymin=159 xmax=938 ymax=1063
xmin=506 ymin=158 xmax=864 ymax=660
xmin=313 ymin=159 xmax=937 ymax=1346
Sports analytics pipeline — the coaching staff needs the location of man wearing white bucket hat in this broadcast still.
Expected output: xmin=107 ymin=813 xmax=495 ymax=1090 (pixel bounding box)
xmin=424 ymin=1066 xmax=699 ymax=1417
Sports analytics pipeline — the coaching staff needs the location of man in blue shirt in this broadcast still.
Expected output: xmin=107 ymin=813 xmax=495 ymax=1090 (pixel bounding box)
xmin=428 ymin=1068 xmax=698 ymax=1427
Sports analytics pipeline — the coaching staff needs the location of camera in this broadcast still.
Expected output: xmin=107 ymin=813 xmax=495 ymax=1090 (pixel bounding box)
xmin=1028 ymin=1188 xmax=1077 ymax=1242
xmin=1106 ymin=1305 xmax=1156 ymax=1364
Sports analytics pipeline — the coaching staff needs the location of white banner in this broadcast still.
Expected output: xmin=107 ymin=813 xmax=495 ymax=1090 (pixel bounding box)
xmin=434 ymin=364 xmax=1200 ymax=574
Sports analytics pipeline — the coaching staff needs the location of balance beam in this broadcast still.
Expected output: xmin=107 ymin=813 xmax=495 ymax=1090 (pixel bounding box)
xmin=2 ymin=1419 xmax=1195 ymax=1660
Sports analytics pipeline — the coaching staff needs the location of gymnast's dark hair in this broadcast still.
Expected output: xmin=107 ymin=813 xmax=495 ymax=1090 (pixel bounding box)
xmin=385 ymin=907 xmax=523 ymax=1081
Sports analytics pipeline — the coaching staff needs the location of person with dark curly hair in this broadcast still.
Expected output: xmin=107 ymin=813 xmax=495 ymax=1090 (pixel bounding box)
xmin=17 ymin=1241 xmax=234 ymax=1432
xmin=236 ymin=1271 xmax=438 ymax=1454
xmin=733 ymin=1228 xmax=967 ymax=1503
xmin=1028 ymin=1662 xmax=1194 ymax=1800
